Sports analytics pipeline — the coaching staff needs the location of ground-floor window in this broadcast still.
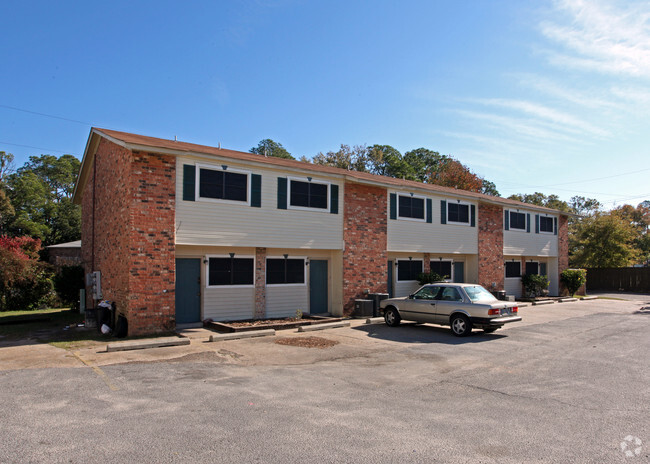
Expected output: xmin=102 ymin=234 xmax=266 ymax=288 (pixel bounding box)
xmin=429 ymin=260 xmax=452 ymax=280
xmin=208 ymin=257 xmax=254 ymax=286
xmin=266 ymin=258 xmax=306 ymax=285
xmin=397 ymin=259 xmax=423 ymax=281
xmin=505 ymin=261 xmax=521 ymax=278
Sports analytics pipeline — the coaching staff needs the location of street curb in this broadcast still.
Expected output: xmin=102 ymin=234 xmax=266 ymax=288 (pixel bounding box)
xmin=297 ymin=321 xmax=350 ymax=332
xmin=209 ymin=329 xmax=276 ymax=342
xmin=365 ymin=317 xmax=384 ymax=324
xmin=106 ymin=337 xmax=190 ymax=352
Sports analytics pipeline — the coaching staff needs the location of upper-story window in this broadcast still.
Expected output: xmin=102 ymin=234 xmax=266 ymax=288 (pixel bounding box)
xmin=398 ymin=195 xmax=425 ymax=220
xmin=289 ymin=178 xmax=329 ymax=210
xmin=198 ymin=165 xmax=248 ymax=203
xmin=509 ymin=211 xmax=526 ymax=230
xmin=539 ymin=216 xmax=554 ymax=233
xmin=447 ymin=202 xmax=470 ymax=224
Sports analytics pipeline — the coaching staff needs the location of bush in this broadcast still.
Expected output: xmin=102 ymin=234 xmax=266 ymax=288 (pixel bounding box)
xmin=53 ymin=265 xmax=85 ymax=310
xmin=417 ymin=271 xmax=444 ymax=286
xmin=561 ymin=269 xmax=587 ymax=296
xmin=521 ymin=273 xmax=550 ymax=298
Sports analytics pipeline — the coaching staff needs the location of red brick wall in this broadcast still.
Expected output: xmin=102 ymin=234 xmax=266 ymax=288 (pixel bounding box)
xmin=342 ymin=183 xmax=387 ymax=314
xmin=558 ymin=215 xmax=569 ymax=295
xmin=254 ymin=247 xmax=266 ymax=318
xmin=79 ymin=139 xmax=176 ymax=336
xmin=478 ymin=203 xmax=504 ymax=291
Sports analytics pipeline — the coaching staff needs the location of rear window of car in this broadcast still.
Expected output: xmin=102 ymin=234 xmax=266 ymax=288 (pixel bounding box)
xmin=464 ymin=286 xmax=498 ymax=303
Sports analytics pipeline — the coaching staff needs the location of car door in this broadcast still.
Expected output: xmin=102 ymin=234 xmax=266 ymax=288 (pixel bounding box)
xmin=432 ymin=286 xmax=465 ymax=324
xmin=399 ymin=286 xmax=438 ymax=323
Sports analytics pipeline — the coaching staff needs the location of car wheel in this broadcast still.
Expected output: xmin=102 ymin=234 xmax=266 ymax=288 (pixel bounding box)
xmin=450 ymin=314 xmax=472 ymax=337
xmin=384 ymin=307 xmax=401 ymax=327
xmin=483 ymin=327 xmax=498 ymax=333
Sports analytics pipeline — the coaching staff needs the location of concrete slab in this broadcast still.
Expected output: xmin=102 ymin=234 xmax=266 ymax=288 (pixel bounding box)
xmin=298 ymin=321 xmax=350 ymax=332
xmin=209 ymin=329 xmax=275 ymax=342
xmin=106 ymin=337 xmax=190 ymax=352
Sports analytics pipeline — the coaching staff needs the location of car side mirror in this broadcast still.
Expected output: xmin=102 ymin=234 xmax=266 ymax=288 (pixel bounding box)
xmin=408 ymin=294 xmax=415 ymax=299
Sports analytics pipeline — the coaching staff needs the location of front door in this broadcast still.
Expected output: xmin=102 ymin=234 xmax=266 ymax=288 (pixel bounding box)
xmin=453 ymin=262 xmax=464 ymax=283
xmin=309 ymin=260 xmax=328 ymax=314
xmin=175 ymin=258 xmax=201 ymax=324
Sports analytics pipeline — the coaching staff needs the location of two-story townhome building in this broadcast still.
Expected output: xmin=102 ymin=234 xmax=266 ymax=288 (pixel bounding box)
xmin=72 ymin=128 xmax=569 ymax=336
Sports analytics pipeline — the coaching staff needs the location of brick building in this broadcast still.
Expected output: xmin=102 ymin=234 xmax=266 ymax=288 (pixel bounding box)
xmin=72 ymin=128 xmax=570 ymax=336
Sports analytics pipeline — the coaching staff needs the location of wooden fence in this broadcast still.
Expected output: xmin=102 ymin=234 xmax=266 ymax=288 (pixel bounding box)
xmin=586 ymin=267 xmax=650 ymax=293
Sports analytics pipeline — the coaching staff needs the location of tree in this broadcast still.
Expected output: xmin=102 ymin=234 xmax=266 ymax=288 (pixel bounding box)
xmin=312 ymin=144 xmax=369 ymax=171
xmin=0 ymin=151 xmax=15 ymax=185
xmin=560 ymin=269 xmax=587 ymax=297
xmin=366 ymin=145 xmax=411 ymax=179
xmin=507 ymin=192 xmax=570 ymax=212
xmin=480 ymin=179 xmax=500 ymax=196
xmin=570 ymin=213 xmax=639 ymax=268
xmin=249 ymin=139 xmax=294 ymax=160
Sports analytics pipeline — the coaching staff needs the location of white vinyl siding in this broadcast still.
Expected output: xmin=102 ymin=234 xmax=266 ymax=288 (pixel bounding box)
xmin=203 ymin=287 xmax=254 ymax=321
xmin=394 ymin=280 xmax=421 ymax=298
xmin=505 ymin=278 xmax=522 ymax=299
xmin=504 ymin=209 xmax=558 ymax=256
xmin=388 ymin=195 xmax=478 ymax=253
xmin=176 ymin=157 xmax=343 ymax=249
xmin=266 ymin=285 xmax=309 ymax=318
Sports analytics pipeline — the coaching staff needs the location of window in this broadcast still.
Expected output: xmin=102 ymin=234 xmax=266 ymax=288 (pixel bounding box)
xmin=266 ymin=258 xmax=305 ymax=284
xmin=540 ymin=216 xmax=554 ymax=233
xmin=398 ymin=195 xmax=425 ymax=220
xmin=510 ymin=211 xmax=526 ymax=230
xmin=437 ymin=287 xmax=463 ymax=302
xmin=505 ymin=261 xmax=521 ymax=278
xmin=525 ymin=261 xmax=539 ymax=276
xmin=397 ymin=260 xmax=423 ymax=281
xmin=208 ymin=257 xmax=254 ymax=286
xmin=429 ymin=261 xmax=452 ymax=280
xmin=448 ymin=203 xmax=469 ymax=224
xmin=465 ymin=285 xmax=497 ymax=303
xmin=198 ymin=166 xmax=248 ymax=202
xmin=413 ymin=286 xmax=437 ymax=300
xmin=289 ymin=179 xmax=328 ymax=209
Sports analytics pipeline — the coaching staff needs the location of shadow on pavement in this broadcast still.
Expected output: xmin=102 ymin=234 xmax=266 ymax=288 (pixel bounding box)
xmin=352 ymin=322 xmax=507 ymax=345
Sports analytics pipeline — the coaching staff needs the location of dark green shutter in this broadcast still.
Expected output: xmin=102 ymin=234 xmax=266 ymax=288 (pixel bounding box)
xmin=251 ymin=174 xmax=261 ymax=207
xmin=535 ymin=214 xmax=540 ymax=233
xmin=183 ymin=165 xmax=196 ymax=201
xmin=426 ymin=199 xmax=432 ymax=223
xmin=441 ymin=200 xmax=447 ymax=224
xmin=526 ymin=213 xmax=531 ymax=233
xmin=470 ymin=205 xmax=476 ymax=227
xmin=330 ymin=184 xmax=339 ymax=214
xmin=504 ymin=210 xmax=509 ymax=230
xmin=277 ymin=177 xmax=287 ymax=209
xmin=390 ymin=193 xmax=397 ymax=220
xmin=554 ymin=217 xmax=558 ymax=235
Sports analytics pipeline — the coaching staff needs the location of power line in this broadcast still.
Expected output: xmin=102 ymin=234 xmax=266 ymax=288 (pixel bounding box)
xmin=0 ymin=140 xmax=80 ymax=156
xmin=0 ymin=104 xmax=92 ymax=126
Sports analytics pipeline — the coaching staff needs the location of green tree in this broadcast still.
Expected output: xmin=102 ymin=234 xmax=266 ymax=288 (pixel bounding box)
xmin=366 ymin=145 xmax=412 ymax=179
xmin=507 ymin=192 xmax=570 ymax=212
xmin=570 ymin=213 xmax=639 ymax=268
xmin=480 ymin=179 xmax=500 ymax=196
xmin=312 ymin=144 xmax=368 ymax=171
xmin=249 ymin=139 xmax=295 ymax=160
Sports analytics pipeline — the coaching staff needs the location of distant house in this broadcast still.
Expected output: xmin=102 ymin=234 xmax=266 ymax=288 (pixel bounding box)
xmin=72 ymin=128 xmax=569 ymax=336
xmin=47 ymin=240 xmax=82 ymax=270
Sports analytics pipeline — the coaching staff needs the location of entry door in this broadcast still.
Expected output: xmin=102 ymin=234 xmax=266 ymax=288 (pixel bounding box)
xmin=175 ymin=258 xmax=201 ymax=324
xmin=453 ymin=262 xmax=465 ymax=283
xmin=309 ymin=260 xmax=328 ymax=314
xmin=387 ymin=260 xmax=394 ymax=297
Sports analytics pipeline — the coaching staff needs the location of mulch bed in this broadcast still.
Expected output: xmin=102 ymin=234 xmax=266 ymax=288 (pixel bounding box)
xmin=207 ymin=315 xmax=342 ymax=333
xmin=275 ymin=336 xmax=339 ymax=349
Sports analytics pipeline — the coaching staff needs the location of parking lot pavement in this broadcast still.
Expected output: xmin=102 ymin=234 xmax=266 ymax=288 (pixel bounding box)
xmin=1 ymin=297 xmax=648 ymax=463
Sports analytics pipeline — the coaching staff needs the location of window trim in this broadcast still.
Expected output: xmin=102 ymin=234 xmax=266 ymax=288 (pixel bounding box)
xmin=396 ymin=259 xmax=424 ymax=282
xmin=196 ymin=163 xmax=251 ymax=206
xmin=287 ymin=176 xmax=331 ymax=212
xmin=397 ymin=193 xmax=427 ymax=222
xmin=205 ymin=254 xmax=255 ymax=289
xmin=539 ymin=215 xmax=555 ymax=234
xmin=508 ymin=211 xmax=527 ymax=232
xmin=446 ymin=200 xmax=472 ymax=226
xmin=265 ymin=256 xmax=307 ymax=287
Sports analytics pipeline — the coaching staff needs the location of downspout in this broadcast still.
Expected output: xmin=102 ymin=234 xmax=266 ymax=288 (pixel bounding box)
xmin=92 ymin=151 xmax=96 ymax=272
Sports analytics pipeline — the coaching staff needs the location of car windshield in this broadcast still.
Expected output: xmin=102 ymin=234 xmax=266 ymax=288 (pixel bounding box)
xmin=464 ymin=285 xmax=498 ymax=303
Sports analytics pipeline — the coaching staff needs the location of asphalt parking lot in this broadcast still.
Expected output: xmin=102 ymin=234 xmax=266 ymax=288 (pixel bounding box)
xmin=1 ymin=295 xmax=649 ymax=463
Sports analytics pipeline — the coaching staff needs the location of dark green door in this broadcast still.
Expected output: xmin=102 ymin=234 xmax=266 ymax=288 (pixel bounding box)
xmin=309 ymin=260 xmax=328 ymax=314
xmin=453 ymin=262 xmax=465 ymax=283
xmin=387 ymin=260 xmax=394 ymax=297
xmin=175 ymin=258 xmax=201 ymax=324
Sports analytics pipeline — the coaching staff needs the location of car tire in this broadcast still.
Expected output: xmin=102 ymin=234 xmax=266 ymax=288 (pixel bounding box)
xmin=483 ymin=327 xmax=498 ymax=333
xmin=384 ymin=307 xmax=401 ymax=327
xmin=450 ymin=314 xmax=472 ymax=337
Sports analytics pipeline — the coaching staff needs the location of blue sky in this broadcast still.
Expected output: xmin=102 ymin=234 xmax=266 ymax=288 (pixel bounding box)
xmin=1 ymin=0 xmax=649 ymax=209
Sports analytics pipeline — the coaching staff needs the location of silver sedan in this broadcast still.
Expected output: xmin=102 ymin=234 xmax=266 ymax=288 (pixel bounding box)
xmin=380 ymin=283 xmax=521 ymax=336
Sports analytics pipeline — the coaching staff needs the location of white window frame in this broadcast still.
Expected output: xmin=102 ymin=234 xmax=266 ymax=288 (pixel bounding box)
xmin=509 ymin=210 xmax=527 ymax=232
xmin=287 ymin=176 xmax=330 ymax=212
xmin=205 ymin=254 xmax=255 ymax=289
xmin=429 ymin=259 xmax=454 ymax=282
xmin=396 ymin=259 xmax=424 ymax=282
xmin=447 ymin=200 xmax=472 ymax=226
xmin=397 ymin=193 xmax=427 ymax=222
xmin=539 ymin=215 xmax=555 ymax=235
xmin=196 ymin=163 xmax=251 ymax=206
xmin=265 ymin=256 xmax=308 ymax=287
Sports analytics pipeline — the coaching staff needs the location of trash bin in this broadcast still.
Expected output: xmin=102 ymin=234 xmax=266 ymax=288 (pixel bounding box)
xmin=96 ymin=301 xmax=115 ymax=334
xmin=84 ymin=308 xmax=97 ymax=328
xmin=354 ymin=299 xmax=374 ymax=317
xmin=492 ymin=290 xmax=506 ymax=301
xmin=368 ymin=293 xmax=389 ymax=317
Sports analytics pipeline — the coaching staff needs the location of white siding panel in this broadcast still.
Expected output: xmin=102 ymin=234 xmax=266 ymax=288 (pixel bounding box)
xmin=394 ymin=281 xmax=421 ymax=298
xmin=388 ymin=195 xmax=478 ymax=253
xmin=266 ymin=286 xmax=309 ymax=318
xmin=176 ymin=157 xmax=343 ymax=249
xmin=203 ymin=287 xmax=254 ymax=321
xmin=505 ymin=278 xmax=522 ymax=299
